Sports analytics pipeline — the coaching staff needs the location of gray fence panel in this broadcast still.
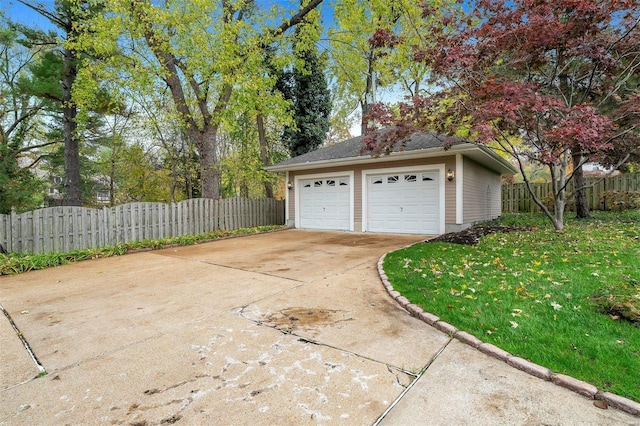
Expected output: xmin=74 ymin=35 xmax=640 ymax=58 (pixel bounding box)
xmin=0 ymin=198 xmax=284 ymax=254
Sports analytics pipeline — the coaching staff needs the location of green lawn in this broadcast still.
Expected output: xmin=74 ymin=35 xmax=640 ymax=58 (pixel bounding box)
xmin=384 ymin=211 xmax=640 ymax=402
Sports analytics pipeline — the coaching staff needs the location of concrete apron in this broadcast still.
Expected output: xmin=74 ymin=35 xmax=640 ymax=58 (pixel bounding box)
xmin=0 ymin=230 xmax=637 ymax=425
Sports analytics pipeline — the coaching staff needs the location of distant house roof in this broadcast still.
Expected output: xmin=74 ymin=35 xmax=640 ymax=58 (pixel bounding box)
xmin=266 ymin=129 xmax=517 ymax=175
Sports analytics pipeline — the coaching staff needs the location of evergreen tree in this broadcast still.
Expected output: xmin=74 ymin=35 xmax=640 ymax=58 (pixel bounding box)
xmin=18 ymin=0 xmax=132 ymax=208
xmin=18 ymin=0 xmax=79 ymax=205
xmin=281 ymin=5 xmax=331 ymax=157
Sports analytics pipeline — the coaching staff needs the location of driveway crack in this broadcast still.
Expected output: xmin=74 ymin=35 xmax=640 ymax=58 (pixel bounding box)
xmin=151 ymin=252 xmax=305 ymax=283
xmin=372 ymin=337 xmax=453 ymax=426
xmin=0 ymin=302 xmax=47 ymax=384
xmin=236 ymin=306 xmax=420 ymax=379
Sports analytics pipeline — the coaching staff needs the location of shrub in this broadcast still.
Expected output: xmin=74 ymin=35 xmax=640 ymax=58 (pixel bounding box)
xmin=600 ymin=190 xmax=640 ymax=211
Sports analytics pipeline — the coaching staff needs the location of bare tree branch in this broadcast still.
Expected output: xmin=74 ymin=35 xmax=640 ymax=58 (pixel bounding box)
xmin=259 ymin=0 xmax=324 ymax=47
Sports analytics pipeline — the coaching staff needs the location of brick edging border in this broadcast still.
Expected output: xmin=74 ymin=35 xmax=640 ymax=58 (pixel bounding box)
xmin=377 ymin=252 xmax=640 ymax=418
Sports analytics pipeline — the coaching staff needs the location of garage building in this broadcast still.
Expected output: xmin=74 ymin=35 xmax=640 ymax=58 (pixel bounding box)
xmin=266 ymin=130 xmax=517 ymax=235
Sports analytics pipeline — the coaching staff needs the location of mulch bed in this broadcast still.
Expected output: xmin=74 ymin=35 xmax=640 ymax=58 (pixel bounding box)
xmin=428 ymin=226 xmax=532 ymax=246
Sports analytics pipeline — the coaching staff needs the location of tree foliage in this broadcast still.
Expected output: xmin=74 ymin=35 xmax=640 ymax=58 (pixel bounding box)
xmin=366 ymin=0 xmax=640 ymax=230
xmin=0 ymin=19 xmax=49 ymax=213
xmin=329 ymin=0 xmax=446 ymax=135
xmin=74 ymin=0 xmax=324 ymax=200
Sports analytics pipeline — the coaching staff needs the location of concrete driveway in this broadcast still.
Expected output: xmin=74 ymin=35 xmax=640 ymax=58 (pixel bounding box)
xmin=0 ymin=230 xmax=637 ymax=425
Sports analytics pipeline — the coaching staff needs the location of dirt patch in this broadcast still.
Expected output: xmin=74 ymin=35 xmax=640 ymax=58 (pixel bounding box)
xmin=262 ymin=307 xmax=353 ymax=333
xmin=315 ymin=235 xmax=392 ymax=247
xmin=428 ymin=226 xmax=532 ymax=246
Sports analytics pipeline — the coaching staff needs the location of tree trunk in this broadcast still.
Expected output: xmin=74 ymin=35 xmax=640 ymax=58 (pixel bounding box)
xmin=257 ymin=114 xmax=274 ymax=198
xmin=62 ymin=46 xmax=82 ymax=206
xmin=191 ymin=125 xmax=220 ymax=199
xmin=169 ymin=169 xmax=177 ymax=203
xmin=550 ymin=159 xmax=568 ymax=231
xmin=179 ymin=132 xmax=193 ymax=199
xmin=109 ymin=155 xmax=115 ymax=206
xmin=360 ymin=52 xmax=376 ymax=136
xmin=553 ymin=198 xmax=565 ymax=231
xmin=186 ymin=169 xmax=193 ymax=199
xmin=572 ymin=153 xmax=589 ymax=219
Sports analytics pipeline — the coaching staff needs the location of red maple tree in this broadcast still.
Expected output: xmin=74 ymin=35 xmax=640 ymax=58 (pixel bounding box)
xmin=365 ymin=0 xmax=640 ymax=230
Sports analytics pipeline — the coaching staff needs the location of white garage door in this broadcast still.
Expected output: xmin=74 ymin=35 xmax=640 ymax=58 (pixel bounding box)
xmin=299 ymin=177 xmax=350 ymax=230
xmin=367 ymin=171 xmax=440 ymax=234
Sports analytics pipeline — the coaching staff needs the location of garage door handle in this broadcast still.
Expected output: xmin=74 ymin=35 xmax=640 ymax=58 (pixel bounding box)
xmin=400 ymin=207 xmax=403 ymax=212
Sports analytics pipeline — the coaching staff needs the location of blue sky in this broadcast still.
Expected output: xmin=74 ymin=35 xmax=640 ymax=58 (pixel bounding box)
xmin=3 ymin=0 xmax=56 ymax=29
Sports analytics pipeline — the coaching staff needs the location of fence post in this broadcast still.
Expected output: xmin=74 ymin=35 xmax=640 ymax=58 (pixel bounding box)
xmin=0 ymin=213 xmax=8 ymax=253
xmin=214 ymin=199 xmax=220 ymax=231
xmin=2 ymin=212 xmax=9 ymax=252
xmin=8 ymin=209 xmax=15 ymax=252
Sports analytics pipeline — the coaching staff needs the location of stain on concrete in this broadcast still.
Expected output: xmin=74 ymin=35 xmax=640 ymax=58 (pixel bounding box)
xmin=315 ymin=235 xmax=394 ymax=247
xmin=262 ymin=307 xmax=354 ymax=335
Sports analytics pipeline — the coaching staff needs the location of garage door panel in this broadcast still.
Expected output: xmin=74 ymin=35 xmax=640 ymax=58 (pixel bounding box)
xmin=403 ymin=204 xmax=421 ymax=215
xmin=299 ymin=177 xmax=351 ymax=231
xmin=419 ymin=201 xmax=438 ymax=211
xmin=370 ymin=219 xmax=401 ymax=233
xmin=367 ymin=170 xmax=441 ymax=235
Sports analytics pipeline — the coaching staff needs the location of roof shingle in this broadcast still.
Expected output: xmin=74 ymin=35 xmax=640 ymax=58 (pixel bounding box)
xmin=271 ymin=129 xmax=462 ymax=168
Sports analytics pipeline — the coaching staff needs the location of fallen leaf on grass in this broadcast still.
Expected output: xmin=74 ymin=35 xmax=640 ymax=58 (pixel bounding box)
xmin=550 ymin=301 xmax=563 ymax=310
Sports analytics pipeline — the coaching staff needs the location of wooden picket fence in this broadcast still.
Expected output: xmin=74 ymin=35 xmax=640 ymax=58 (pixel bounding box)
xmin=0 ymin=197 xmax=285 ymax=254
xmin=502 ymin=173 xmax=640 ymax=213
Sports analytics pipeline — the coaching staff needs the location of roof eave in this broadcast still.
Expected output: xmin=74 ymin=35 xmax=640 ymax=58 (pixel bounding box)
xmin=454 ymin=144 xmax=518 ymax=174
xmin=266 ymin=143 xmax=517 ymax=175
xmin=265 ymin=147 xmax=448 ymax=172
